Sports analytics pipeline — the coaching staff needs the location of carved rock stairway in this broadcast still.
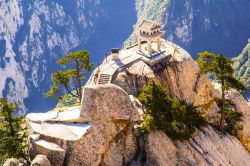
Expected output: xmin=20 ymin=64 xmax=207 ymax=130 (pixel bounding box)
xmin=98 ymin=73 xmax=112 ymax=85
xmin=30 ymin=134 xmax=66 ymax=166
xmin=124 ymin=123 xmax=134 ymax=162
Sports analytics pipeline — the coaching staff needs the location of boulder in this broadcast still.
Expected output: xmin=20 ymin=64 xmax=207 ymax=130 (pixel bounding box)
xmin=32 ymin=139 xmax=66 ymax=166
xmin=27 ymin=84 xmax=141 ymax=166
xmin=3 ymin=158 xmax=19 ymax=166
xmin=80 ymin=84 xmax=141 ymax=123
xmin=63 ymin=84 xmax=142 ymax=166
xmin=31 ymin=155 xmax=51 ymax=166
xmin=3 ymin=158 xmax=27 ymax=166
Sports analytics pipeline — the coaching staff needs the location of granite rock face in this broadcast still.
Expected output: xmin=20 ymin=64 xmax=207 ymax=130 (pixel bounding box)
xmin=227 ymin=90 xmax=250 ymax=136
xmin=66 ymin=122 xmax=124 ymax=165
xmin=80 ymin=84 xmax=141 ymax=123
xmin=27 ymin=84 xmax=141 ymax=166
xmin=112 ymin=47 xmax=219 ymax=124
xmin=145 ymin=126 xmax=250 ymax=166
xmin=214 ymin=84 xmax=250 ymax=150
xmin=145 ymin=131 xmax=177 ymax=166
xmin=65 ymin=85 xmax=141 ymax=165
xmin=31 ymin=140 xmax=65 ymax=166
xmin=31 ymin=155 xmax=51 ymax=166
xmin=3 ymin=158 xmax=28 ymax=166
xmin=25 ymin=40 xmax=250 ymax=165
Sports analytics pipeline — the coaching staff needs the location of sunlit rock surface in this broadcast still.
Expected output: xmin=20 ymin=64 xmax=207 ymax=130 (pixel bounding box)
xmin=26 ymin=39 xmax=250 ymax=165
xmin=31 ymin=155 xmax=51 ymax=166
xmin=145 ymin=127 xmax=250 ymax=166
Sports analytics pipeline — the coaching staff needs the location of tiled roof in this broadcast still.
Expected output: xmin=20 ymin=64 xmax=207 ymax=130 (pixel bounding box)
xmin=138 ymin=20 xmax=163 ymax=31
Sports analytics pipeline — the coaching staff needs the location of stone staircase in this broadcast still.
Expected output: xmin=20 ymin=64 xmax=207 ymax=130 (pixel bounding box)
xmin=27 ymin=120 xmax=92 ymax=165
xmin=30 ymin=134 xmax=66 ymax=166
xmin=97 ymin=73 xmax=112 ymax=85
xmin=125 ymin=124 xmax=134 ymax=156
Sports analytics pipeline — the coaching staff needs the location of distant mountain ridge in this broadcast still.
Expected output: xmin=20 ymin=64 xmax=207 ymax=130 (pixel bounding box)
xmin=126 ymin=0 xmax=250 ymax=58
xmin=1 ymin=0 xmax=249 ymax=114
xmin=125 ymin=0 xmax=250 ymax=100
xmin=234 ymin=40 xmax=250 ymax=100
xmin=0 ymin=0 xmax=136 ymax=114
xmin=0 ymin=0 xmax=104 ymax=114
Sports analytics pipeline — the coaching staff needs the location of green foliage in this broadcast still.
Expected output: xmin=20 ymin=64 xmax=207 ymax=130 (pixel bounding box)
xmin=233 ymin=42 xmax=250 ymax=87
xmin=45 ymin=50 xmax=94 ymax=102
xmin=55 ymin=93 xmax=78 ymax=108
xmin=197 ymin=52 xmax=246 ymax=90
xmin=0 ymin=98 xmax=28 ymax=163
xmin=215 ymin=98 xmax=243 ymax=135
xmin=138 ymin=81 xmax=206 ymax=140
xmin=196 ymin=51 xmax=246 ymax=130
xmin=197 ymin=52 xmax=246 ymax=91
xmin=139 ymin=114 xmax=154 ymax=133
xmin=215 ymin=98 xmax=235 ymax=108
xmin=225 ymin=110 xmax=243 ymax=135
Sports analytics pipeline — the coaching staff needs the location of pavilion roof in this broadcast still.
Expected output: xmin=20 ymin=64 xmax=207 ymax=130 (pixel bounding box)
xmin=138 ymin=20 xmax=163 ymax=31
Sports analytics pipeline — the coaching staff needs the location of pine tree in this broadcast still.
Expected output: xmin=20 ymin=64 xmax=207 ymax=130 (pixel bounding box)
xmin=0 ymin=98 xmax=28 ymax=162
xmin=138 ymin=81 xmax=206 ymax=140
xmin=196 ymin=51 xmax=246 ymax=130
xmin=45 ymin=50 xmax=94 ymax=102
xmin=215 ymin=98 xmax=243 ymax=135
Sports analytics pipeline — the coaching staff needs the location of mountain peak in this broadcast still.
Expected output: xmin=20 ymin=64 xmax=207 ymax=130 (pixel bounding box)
xmin=234 ymin=41 xmax=250 ymax=87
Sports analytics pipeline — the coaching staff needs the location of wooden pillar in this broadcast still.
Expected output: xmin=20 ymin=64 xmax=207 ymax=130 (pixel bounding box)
xmin=157 ymin=38 xmax=161 ymax=51
xmin=138 ymin=38 xmax=142 ymax=51
xmin=148 ymin=40 xmax=152 ymax=55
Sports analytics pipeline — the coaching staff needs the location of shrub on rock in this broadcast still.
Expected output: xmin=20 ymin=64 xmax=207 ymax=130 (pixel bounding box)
xmin=138 ymin=81 xmax=206 ymax=140
xmin=0 ymin=98 xmax=28 ymax=162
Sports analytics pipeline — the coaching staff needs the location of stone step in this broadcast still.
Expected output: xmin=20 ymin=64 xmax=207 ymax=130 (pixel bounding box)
xmin=30 ymin=130 xmax=68 ymax=151
xmin=32 ymin=139 xmax=66 ymax=166
xmin=99 ymin=76 xmax=110 ymax=80
xmin=30 ymin=134 xmax=40 ymax=141
xmin=98 ymin=74 xmax=111 ymax=85
xmin=28 ymin=121 xmax=92 ymax=143
xmin=34 ymin=139 xmax=65 ymax=152
xmin=125 ymin=124 xmax=133 ymax=153
xmin=99 ymin=79 xmax=110 ymax=81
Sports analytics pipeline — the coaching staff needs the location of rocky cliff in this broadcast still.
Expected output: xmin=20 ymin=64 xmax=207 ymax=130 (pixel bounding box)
xmin=2 ymin=0 xmax=249 ymax=114
xmin=125 ymin=0 xmax=250 ymax=104
xmin=23 ymin=40 xmax=250 ymax=166
xmin=233 ymin=40 xmax=250 ymax=101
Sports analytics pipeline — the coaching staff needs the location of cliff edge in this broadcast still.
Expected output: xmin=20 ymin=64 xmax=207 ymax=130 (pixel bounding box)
xmin=22 ymin=39 xmax=250 ymax=166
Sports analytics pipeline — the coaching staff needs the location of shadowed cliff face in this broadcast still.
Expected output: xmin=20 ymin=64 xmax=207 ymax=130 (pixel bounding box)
xmin=0 ymin=0 xmax=136 ymax=114
xmin=233 ymin=42 xmax=250 ymax=101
